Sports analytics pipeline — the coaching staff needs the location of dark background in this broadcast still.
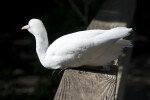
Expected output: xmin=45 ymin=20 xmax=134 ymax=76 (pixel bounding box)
xmin=0 ymin=0 xmax=150 ymax=100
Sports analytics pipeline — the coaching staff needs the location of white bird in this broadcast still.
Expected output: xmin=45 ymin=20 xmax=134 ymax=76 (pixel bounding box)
xmin=22 ymin=18 xmax=132 ymax=70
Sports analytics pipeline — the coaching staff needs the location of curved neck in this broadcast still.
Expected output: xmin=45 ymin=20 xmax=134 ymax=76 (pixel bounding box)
xmin=35 ymin=31 xmax=49 ymax=66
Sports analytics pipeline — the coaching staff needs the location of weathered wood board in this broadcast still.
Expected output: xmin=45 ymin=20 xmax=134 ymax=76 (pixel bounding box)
xmin=54 ymin=0 xmax=136 ymax=100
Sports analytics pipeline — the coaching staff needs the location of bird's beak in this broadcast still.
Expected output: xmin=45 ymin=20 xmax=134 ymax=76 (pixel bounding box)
xmin=21 ymin=25 xmax=30 ymax=30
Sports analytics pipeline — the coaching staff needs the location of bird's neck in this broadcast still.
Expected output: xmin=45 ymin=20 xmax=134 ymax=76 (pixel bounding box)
xmin=35 ymin=32 xmax=49 ymax=66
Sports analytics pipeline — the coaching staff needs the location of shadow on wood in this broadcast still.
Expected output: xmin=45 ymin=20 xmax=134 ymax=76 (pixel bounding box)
xmin=67 ymin=65 xmax=118 ymax=75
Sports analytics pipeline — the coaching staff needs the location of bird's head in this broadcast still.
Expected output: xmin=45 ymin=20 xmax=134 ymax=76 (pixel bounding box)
xmin=21 ymin=18 xmax=46 ymax=36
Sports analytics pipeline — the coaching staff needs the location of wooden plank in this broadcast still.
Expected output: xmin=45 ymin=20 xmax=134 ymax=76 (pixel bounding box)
xmin=54 ymin=0 xmax=136 ymax=100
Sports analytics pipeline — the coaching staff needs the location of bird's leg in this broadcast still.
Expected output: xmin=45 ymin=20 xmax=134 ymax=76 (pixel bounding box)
xmin=58 ymin=67 xmax=68 ymax=75
xmin=51 ymin=70 xmax=57 ymax=76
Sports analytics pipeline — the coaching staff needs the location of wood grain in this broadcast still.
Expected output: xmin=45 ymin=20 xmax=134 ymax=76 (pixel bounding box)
xmin=54 ymin=0 xmax=136 ymax=100
xmin=54 ymin=68 xmax=117 ymax=100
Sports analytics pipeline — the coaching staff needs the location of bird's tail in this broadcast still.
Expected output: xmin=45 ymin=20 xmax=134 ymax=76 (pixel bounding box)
xmin=93 ymin=27 xmax=132 ymax=45
xmin=105 ymin=27 xmax=132 ymax=39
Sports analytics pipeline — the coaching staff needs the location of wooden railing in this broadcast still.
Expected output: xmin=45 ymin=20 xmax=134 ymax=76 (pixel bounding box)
xmin=54 ymin=0 xmax=136 ymax=100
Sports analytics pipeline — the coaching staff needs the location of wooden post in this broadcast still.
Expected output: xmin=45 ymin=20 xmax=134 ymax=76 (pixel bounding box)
xmin=54 ymin=0 xmax=136 ymax=100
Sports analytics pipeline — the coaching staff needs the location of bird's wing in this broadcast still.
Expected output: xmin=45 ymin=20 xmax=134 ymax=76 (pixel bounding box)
xmin=46 ymin=27 xmax=132 ymax=66
xmin=46 ymin=29 xmax=107 ymax=54
xmin=48 ymin=29 xmax=107 ymax=49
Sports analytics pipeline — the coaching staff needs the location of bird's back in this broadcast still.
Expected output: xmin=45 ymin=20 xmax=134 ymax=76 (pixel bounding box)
xmin=46 ymin=29 xmax=107 ymax=53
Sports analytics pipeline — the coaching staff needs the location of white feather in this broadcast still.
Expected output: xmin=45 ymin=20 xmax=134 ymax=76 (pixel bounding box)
xmin=23 ymin=19 xmax=132 ymax=69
